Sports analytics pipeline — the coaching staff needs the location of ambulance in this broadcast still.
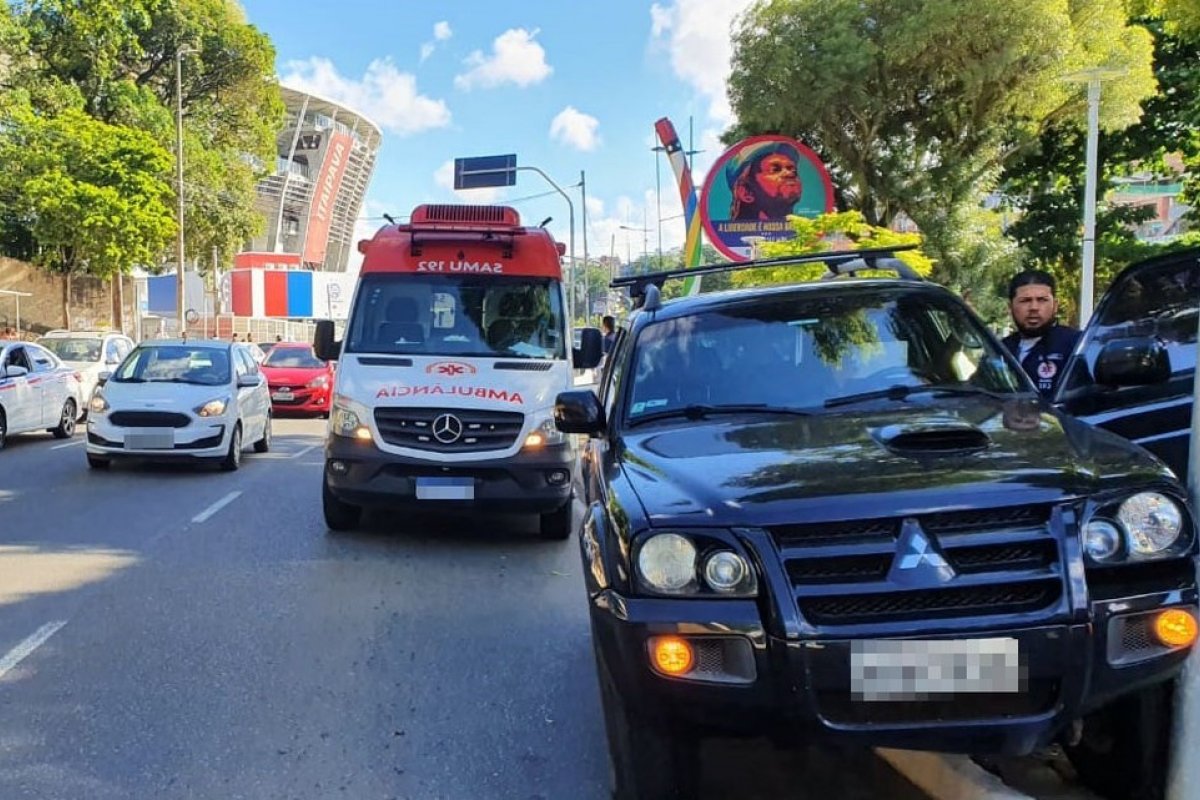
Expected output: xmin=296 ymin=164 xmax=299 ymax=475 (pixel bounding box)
xmin=314 ymin=203 xmax=603 ymax=537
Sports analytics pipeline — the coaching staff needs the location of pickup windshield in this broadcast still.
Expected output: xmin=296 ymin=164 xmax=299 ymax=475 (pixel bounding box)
xmin=345 ymin=273 xmax=566 ymax=360
xmin=626 ymin=288 xmax=1030 ymax=422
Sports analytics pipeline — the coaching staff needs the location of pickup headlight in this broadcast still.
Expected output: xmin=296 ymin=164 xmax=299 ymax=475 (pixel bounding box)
xmin=1084 ymin=491 xmax=1189 ymax=562
xmin=89 ymin=392 xmax=109 ymax=415
xmin=195 ymin=397 xmax=230 ymax=417
xmin=635 ymin=532 xmax=758 ymax=597
xmin=331 ymin=396 xmax=371 ymax=440
xmin=1119 ymin=492 xmax=1183 ymax=555
xmin=523 ymin=415 xmax=567 ymax=449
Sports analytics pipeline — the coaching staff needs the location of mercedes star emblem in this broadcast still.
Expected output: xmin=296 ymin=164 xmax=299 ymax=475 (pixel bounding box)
xmin=432 ymin=413 xmax=464 ymax=444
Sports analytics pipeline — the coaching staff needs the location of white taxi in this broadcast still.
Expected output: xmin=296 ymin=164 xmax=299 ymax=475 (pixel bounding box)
xmin=37 ymin=330 xmax=135 ymax=408
xmin=0 ymin=341 xmax=84 ymax=449
xmin=85 ymin=340 xmax=272 ymax=470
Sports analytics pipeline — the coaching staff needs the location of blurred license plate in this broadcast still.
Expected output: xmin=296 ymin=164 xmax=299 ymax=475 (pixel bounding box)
xmin=850 ymin=638 xmax=1021 ymax=701
xmin=415 ymin=477 xmax=474 ymax=500
xmin=124 ymin=429 xmax=174 ymax=450
xmin=273 ymin=391 xmax=294 ymax=401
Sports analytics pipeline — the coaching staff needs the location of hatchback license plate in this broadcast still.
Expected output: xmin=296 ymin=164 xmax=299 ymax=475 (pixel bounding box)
xmin=415 ymin=477 xmax=474 ymax=500
xmin=850 ymin=637 xmax=1022 ymax=701
xmin=273 ymin=391 xmax=294 ymax=401
xmin=124 ymin=430 xmax=174 ymax=450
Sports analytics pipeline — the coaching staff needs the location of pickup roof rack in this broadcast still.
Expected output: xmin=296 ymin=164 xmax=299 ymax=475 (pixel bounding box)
xmin=611 ymin=245 xmax=922 ymax=309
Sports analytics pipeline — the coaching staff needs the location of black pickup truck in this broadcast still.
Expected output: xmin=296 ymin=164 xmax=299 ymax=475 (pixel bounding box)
xmin=555 ymin=249 xmax=1199 ymax=800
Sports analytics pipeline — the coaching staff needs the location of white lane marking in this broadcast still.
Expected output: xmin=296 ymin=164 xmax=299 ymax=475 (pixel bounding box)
xmin=0 ymin=621 xmax=68 ymax=681
xmin=51 ymin=439 xmax=85 ymax=450
xmin=191 ymin=490 xmax=243 ymax=524
xmin=290 ymin=444 xmax=317 ymax=460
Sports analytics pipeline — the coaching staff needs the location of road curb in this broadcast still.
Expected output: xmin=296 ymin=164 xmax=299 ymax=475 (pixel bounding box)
xmin=876 ymin=748 xmax=1035 ymax=800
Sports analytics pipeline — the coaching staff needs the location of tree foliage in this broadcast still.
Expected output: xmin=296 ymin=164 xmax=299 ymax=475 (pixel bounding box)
xmin=726 ymin=0 xmax=1157 ymax=288
xmin=729 ymin=210 xmax=932 ymax=286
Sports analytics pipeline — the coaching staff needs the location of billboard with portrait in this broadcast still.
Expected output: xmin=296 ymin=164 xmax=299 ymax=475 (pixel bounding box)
xmin=699 ymin=135 xmax=835 ymax=262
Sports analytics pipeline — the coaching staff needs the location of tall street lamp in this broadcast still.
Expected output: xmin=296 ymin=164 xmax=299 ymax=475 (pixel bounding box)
xmin=1064 ymin=66 xmax=1124 ymax=327
xmin=175 ymin=46 xmax=198 ymax=336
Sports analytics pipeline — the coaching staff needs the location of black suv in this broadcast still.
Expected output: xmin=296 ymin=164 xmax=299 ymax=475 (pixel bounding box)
xmin=554 ymin=250 xmax=1198 ymax=800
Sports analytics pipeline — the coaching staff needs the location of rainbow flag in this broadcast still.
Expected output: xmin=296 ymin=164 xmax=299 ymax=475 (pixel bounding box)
xmin=654 ymin=118 xmax=703 ymax=295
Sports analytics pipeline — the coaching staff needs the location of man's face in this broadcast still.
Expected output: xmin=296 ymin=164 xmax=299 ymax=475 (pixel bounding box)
xmin=753 ymin=154 xmax=801 ymax=203
xmin=1010 ymin=283 xmax=1057 ymax=337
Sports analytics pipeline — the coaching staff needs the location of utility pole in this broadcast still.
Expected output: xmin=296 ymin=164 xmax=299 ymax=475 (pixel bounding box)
xmin=581 ymin=170 xmax=589 ymax=324
xmin=175 ymin=46 xmax=197 ymax=337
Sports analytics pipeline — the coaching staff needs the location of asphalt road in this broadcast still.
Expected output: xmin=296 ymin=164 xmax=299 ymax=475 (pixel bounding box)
xmin=0 ymin=417 xmax=931 ymax=800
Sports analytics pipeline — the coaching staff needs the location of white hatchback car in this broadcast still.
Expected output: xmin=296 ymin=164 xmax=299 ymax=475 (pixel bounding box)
xmin=86 ymin=340 xmax=271 ymax=470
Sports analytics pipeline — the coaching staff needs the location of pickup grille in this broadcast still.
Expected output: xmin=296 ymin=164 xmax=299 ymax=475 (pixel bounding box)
xmin=108 ymin=411 xmax=191 ymax=428
xmin=769 ymin=504 xmax=1064 ymax=627
xmin=374 ymin=407 xmax=524 ymax=453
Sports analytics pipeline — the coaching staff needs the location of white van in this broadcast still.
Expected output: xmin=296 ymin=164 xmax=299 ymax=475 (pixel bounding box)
xmin=314 ymin=204 xmax=603 ymax=537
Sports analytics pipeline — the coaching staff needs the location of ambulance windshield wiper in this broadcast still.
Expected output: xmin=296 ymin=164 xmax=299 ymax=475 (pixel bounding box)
xmin=628 ymin=403 xmax=814 ymax=427
xmin=823 ymin=383 xmax=1017 ymax=409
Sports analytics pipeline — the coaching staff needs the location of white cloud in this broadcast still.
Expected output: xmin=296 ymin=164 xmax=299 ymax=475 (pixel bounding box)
xmin=454 ymin=28 xmax=553 ymax=90
xmin=281 ymin=57 xmax=451 ymax=136
xmin=433 ymin=160 xmax=505 ymax=203
xmin=549 ymin=106 xmax=601 ymax=152
xmin=649 ymin=0 xmax=755 ymax=124
xmin=421 ymin=21 xmax=454 ymax=62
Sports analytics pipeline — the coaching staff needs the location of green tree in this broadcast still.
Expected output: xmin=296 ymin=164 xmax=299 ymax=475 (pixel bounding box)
xmin=726 ymin=0 xmax=1156 ymax=287
xmin=0 ymin=107 xmax=175 ymax=327
xmin=998 ymin=12 xmax=1200 ymax=324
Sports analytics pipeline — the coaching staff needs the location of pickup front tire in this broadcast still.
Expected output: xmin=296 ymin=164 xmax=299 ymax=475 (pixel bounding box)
xmin=322 ymin=479 xmax=361 ymax=532
xmin=594 ymin=638 xmax=699 ymax=800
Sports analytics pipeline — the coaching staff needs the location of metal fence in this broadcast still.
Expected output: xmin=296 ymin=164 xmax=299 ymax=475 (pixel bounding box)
xmin=139 ymin=314 xmax=318 ymax=345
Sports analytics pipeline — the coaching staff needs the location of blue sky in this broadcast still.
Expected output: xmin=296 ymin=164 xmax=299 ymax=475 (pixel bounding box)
xmin=238 ymin=0 xmax=754 ymax=271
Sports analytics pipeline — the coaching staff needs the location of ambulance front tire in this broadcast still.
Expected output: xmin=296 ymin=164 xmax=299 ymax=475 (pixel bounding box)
xmin=323 ymin=479 xmax=361 ymax=532
xmin=539 ymin=498 xmax=574 ymax=540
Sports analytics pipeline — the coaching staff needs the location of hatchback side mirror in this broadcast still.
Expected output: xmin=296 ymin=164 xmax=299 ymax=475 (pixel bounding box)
xmin=1094 ymin=337 xmax=1171 ymax=387
xmin=97 ymin=371 xmax=111 ymax=386
xmin=237 ymin=374 xmax=261 ymax=389
xmin=554 ymin=389 xmax=606 ymax=435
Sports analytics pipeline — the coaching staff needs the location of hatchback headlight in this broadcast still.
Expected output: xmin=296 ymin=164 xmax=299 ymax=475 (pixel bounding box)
xmin=195 ymin=397 xmax=229 ymax=417
xmin=89 ymin=392 xmax=109 ymax=415
xmin=307 ymin=375 xmax=329 ymax=389
xmin=637 ymin=534 xmax=698 ymax=593
xmin=1118 ymin=492 xmax=1184 ymax=555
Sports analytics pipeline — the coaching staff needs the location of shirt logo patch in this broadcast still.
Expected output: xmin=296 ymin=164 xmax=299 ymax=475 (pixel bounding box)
xmin=1037 ymin=360 xmax=1058 ymax=379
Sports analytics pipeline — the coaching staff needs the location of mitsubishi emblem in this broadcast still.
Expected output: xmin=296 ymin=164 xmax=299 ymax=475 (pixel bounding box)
xmin=889 ymin=519 xmax=955 ymax=585
xmin=431 ymin=413 xmax=464 ymax=444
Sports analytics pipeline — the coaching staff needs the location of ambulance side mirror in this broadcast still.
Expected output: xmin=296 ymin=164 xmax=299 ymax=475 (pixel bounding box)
xmin=573 ymin=327 xmax=603 ymax=370
xmin=314 ymin=320 xmax=341 ymax=362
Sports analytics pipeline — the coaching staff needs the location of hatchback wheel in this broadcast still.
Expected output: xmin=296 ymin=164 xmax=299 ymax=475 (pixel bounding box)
xmin=254 ymin=414 xmax=271 ymax=453
xmin=220 ymin=424 xmax=242 ymax=471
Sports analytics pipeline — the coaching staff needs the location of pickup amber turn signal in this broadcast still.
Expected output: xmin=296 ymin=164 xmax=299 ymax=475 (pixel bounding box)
xmin=1154 ymin=608 xmax=1198 ymax=648
xmin=650 ymin=636 xmax=694 ymax=676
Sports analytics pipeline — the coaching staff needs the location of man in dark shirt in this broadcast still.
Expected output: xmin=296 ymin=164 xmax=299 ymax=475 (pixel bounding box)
xmin=1000 ymin=269 xmax=1081 ymax=400
xmin=601 ymin=315 xmax=616 ymax=355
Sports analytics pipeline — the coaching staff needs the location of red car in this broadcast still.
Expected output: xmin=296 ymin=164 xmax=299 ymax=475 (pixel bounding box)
xmin=260 ymin=344 xmax=334 ymax=416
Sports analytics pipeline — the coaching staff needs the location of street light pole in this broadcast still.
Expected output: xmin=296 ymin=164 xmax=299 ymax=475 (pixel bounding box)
xmin=514 ymin=166 xmax=574 ymax=322
xmin=175 ymin=46 xmax=197 ymax=337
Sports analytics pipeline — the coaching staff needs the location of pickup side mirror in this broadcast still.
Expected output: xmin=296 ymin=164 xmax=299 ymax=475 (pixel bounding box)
xmin=1094 ymin=337 xmax=1171 ymax=387
xmin=573 ymin=327 xmax=603 ymax=370
xmin=314 ymin=319 xmax=341 ymax=362
xmin=554 ymin=389 xmax=605 ymax=436
xmin=2 ymin=365 xmax=28 ymax=379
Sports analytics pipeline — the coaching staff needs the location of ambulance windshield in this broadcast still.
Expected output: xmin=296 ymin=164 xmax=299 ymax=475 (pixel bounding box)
xmin=345 ymin=273 xmax=566 ymax=359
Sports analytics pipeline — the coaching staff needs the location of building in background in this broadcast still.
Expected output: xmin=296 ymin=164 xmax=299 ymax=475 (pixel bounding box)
xmin=243 ymin=83 xmax=383 ymax=273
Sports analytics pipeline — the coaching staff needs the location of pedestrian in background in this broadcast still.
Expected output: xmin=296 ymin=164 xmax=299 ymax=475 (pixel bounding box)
xmin=1000 ymin=269 xmax=1081 ymax=400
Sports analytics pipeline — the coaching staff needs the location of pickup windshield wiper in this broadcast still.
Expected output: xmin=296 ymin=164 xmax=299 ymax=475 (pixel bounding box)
xmin=823 ymin=383 xmax=1016 ymax=409
xmin=628 ymin=403 xmax=813 ymax=427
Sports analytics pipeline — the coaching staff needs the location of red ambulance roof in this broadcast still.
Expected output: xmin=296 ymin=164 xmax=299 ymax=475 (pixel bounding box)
xmin=359 ymin=204 xmax=564 ymax=279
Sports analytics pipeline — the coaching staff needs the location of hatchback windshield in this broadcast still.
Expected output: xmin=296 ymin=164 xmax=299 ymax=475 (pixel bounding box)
xmin=345 ymin=274 xmax=566 ymax=359
xmin=263 ymin=346 xmax=324 ymax=369
xmin=626 ymin=288 xmax=1029 ymax=420
xmin=113 ymin=345 xmax=231 ymax=386
xmin=38 ymin=337 xmax=102 ymax=363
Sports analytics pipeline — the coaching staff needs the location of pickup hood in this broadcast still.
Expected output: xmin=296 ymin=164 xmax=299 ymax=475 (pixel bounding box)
xmin=335 ymin=354 xmax=571 ymax=413
xmin=620 ymin=396 xmax=1174 ymax=528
